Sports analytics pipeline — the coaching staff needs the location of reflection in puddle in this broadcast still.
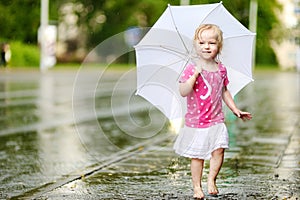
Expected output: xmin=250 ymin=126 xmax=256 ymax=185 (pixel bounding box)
xmin=0 ymin=71 xmax=299 ymax=199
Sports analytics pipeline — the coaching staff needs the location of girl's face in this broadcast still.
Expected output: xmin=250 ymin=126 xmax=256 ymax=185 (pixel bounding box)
xmin=194 ymin=29 xmax=219 ymax=61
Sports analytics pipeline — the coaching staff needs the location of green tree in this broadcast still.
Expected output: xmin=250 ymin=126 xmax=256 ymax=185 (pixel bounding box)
xmin=75 ymin=0 xmax=173 ymax=48
xmin=0 ymin=0 xmax=283 ymax=65
xmin=71 ymin=0 xmax=282 ymax=65
xmin=255 ymin=0 xmax=283 ymax=65
xmin=0 ymin=0 xmax=40 ymax=43
xmin=0 ymin=0 xmax=61 ymax=43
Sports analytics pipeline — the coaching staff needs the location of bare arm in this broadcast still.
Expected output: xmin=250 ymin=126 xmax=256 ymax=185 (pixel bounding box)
xmin=222 ymin=86 xmax=252 ymax=121
xmin=179 ymin=70 xmax=199 ymax=97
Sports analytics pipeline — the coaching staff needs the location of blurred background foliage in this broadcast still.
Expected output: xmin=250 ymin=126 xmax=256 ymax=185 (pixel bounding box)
xmin=0 ymin=0 xmax=283 ymax=66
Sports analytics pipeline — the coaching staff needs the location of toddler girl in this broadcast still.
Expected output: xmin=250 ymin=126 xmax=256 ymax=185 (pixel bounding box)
xmin=173 ymin=24 xmax=252 ymax=199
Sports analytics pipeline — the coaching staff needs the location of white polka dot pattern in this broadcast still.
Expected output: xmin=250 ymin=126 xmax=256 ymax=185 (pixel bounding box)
xmin=179 ymin=63 xmax=229 ymax=128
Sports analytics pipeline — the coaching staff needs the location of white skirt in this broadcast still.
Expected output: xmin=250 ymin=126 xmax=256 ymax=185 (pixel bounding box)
xmin=173 ymin=123 xmax=229 ymax=160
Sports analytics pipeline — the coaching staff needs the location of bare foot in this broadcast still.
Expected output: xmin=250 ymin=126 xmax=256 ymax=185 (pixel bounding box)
xmin=207 ymin=180 xmax=219 ymax=195
xmin=193 ymin=186 xmax=205 ymax=199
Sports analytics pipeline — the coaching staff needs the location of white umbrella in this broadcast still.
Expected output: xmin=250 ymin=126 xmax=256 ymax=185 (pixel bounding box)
xmin=135 ymin=2 xmax=255 ymax=120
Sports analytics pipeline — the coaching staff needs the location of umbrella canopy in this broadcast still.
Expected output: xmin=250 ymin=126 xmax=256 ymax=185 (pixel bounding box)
xmin=135 ymin=2 xmax=256 ymax=120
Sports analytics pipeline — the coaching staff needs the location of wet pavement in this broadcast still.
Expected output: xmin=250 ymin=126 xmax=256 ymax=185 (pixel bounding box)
xmin=0 ymin=67 xmax=299 ymax=200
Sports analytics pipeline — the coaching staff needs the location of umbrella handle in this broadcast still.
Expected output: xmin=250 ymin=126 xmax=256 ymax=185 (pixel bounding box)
xmin=199 ymin=73 xmax=212 ymax=100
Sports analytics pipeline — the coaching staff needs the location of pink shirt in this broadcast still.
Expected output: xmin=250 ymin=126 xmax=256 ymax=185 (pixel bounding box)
xmin=180 ymin=63 xmax=229 ymax=128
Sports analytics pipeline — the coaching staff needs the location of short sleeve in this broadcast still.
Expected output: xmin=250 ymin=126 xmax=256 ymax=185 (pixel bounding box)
xmin=219 ymin=63 xmax=229 ymax=86
xmin=179 ymin=64 xmax=196 ymax=83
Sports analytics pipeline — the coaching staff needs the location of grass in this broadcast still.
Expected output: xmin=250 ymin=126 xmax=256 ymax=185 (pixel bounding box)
xmin=9 ymin=41 xmax=40 ymax=67
xmin=1 ymin=39 xmax=286 ymax=72
xmin=254 ymin=64 xmax=278 ymax=70
xmin=54 ymin=62 xmax=135 ymax=71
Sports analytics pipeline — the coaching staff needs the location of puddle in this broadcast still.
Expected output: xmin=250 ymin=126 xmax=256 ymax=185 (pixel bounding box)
xmin=0 ymin=70 xmax=299 ymax=199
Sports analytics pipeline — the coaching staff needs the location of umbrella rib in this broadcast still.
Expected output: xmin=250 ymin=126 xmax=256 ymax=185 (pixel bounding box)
xmin=224 ymin=34 xmax=256 ymax=40
xmin=199 ymin=2 xmax=223 ymax=24
xmin=136 ymin=57 xmax=188 ymax=94
xmin=166 ymin=57 xmax=189 ymax=68
xmin=168 ymin=4 xmax=190 ymax=54
xmin=160 ymin=45 xmax=188 ymax=57
xmin=136 ymin=44 xmax=188 ymax=58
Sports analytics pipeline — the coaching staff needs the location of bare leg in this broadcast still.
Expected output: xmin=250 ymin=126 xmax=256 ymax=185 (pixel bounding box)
xmin=191 ymin=158 xmax=205 ymax=199
xmin=208 ymin=148 xmax=224 ymax=195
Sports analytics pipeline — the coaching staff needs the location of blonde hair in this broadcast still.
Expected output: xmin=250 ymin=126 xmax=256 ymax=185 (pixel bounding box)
xmin=194 ymin=24 xmax=223 ymax=53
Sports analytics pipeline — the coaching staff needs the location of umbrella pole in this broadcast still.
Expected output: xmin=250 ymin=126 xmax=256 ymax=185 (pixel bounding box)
xmin=176 ymin=57 xmax=191 ymax=81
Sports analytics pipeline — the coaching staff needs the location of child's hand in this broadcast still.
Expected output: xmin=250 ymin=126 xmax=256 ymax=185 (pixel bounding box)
xmin=239 ymin=112 xmax=252 ymax=121
xmin=193 ymin=67 xmax=200 ymax=78
xmin=233 ymin=110 xmax=252 ymax=121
